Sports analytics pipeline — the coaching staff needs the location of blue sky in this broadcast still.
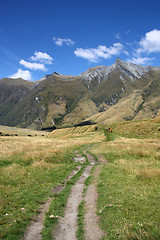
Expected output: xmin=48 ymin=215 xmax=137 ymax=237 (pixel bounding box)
xmin=1 ymin=0 xmax=160 ymax=81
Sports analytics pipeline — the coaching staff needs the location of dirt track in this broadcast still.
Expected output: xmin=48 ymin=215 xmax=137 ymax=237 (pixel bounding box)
xmin=22 ymin=166 xmax=82 ymax=240
xmin=53 ymin=165 xmax=93 ymax=240
xmin=84 ymin=165 xmax=105 ymax=240
xmin=22 ymin=151 xmax=105 ymax=240
xmin=53 ymin=151 xmax=105 ymax=240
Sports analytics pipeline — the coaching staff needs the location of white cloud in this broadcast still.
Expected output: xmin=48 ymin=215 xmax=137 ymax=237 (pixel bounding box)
xmin=127 ymin=56 xmax=154 ymax=65
xmin=125 ymin=29 xmax=160 ymax=66
xmin=20 ymin=59 xmax=47 ymax=71
xmin=9 ymin=69 xmax=32 ymax=80
xmin=74 ymin=43 xmax=123 ymax=62
xmin=53 ymin=37 xmax=75 ymax=46
xmin=139 ymin=29 xmax=160 ymax=53
xmin=30 ymin=51 xmax=53 ymax=64
xmin=74 ymin=48 xmax=98 ymax=62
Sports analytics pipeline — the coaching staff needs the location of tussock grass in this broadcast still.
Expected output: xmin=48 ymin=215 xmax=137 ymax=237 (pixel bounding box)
xmin=113 ymin=118 xmax=160 ymax=139
xmin=76 ymin=200 xmax=85 ymax=240
xmin=0 ymin=124 xmax=47 ymax=136
xmin=91 ymin=136 xmax=160 ymax=239
xmin=136 ymin=168 xmax=160 ymax=180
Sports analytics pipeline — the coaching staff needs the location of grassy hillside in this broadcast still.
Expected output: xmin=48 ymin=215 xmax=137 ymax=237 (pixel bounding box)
xmin=113 ymin=117 xmax=160 ymax=139
xmin=88 ymin=90 xmax=144 ymax=124
xmin=0 ymin=78 xmax=35 ymax=127
xmin=61 ymin=96 xmax=99 ymax=126
xmin=0 ymin=76 xmax=89 ymax=129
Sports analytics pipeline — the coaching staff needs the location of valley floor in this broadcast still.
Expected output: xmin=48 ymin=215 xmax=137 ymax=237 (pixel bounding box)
xmin=0 ymin=121 xmax=160 ymax=239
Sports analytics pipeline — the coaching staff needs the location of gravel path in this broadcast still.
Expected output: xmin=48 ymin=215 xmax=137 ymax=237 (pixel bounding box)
xmin=53 ymin=151 xmax=105 ymax=240
xmin=84 ymin=165 xmax=105 ymax=240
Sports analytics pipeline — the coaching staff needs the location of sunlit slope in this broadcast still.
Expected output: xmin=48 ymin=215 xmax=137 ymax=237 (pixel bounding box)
xmin=88 ymin=90 xmax=144 ymax=124
xmin=113 ymin=117 xmax=160 ymax=139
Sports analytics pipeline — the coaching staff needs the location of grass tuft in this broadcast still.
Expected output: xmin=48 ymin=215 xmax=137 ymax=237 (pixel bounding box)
xmin=76 ymin=200 xmax=85 ymax=240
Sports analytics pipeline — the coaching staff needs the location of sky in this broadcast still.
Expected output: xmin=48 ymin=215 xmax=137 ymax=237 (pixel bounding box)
xmin=1 ymin=0 xmax=160 ymax=81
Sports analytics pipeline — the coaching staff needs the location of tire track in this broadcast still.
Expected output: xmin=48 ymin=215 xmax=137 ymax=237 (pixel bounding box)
xmin=53 ymin=164 xmax=93 ymax=240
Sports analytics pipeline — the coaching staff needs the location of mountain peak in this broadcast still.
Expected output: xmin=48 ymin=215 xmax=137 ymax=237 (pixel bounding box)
xmin=80 ymin=58 xmax=158 ymax=86
xmin=115 ymin=57 xmax=126 ymax=66
xmin=115 ymin=57 xmax=121 ymax=62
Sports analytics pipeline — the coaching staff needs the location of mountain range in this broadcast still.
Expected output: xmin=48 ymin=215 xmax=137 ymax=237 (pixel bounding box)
xmin=0 ymin=58 xmax=160 ymax=130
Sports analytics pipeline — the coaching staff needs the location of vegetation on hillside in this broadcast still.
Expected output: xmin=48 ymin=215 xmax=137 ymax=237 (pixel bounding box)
xmin=1 ymin=63 xmax=160 ymax=130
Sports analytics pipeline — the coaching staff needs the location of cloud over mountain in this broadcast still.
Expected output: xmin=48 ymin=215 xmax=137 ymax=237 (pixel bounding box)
xmin=30 ymin=51 xmax=53 ymax=64
xmin=9 ymin=69 xmax=32 ymax=80
xmin=126 ymin=29 xmax=160 ymax=65
xmin=139 ymin=29 xmax=160 ymax=53
xmin=74 ymin=43 xmax=123 ymax=62
xmin=20 ymin=59 xmax=47 ymax=71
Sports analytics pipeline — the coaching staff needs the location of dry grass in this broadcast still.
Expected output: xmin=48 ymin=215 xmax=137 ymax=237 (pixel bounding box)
xmin=113 ymin=118 xmax=160 ymax=139
xmin=91 ymin=136 xmax=160 ymax=239
xmin=0 ymin=125 xmax=47 ymax=136
xmin=88 ymin=90 xmax=143 ymax=124
xmin=0 ymin=125 xmax=105 ymax=161
xmin=49 ymin=125 xmax=104 ymax=141
xmin=136 ymin=168 xmax=160 ymax=179
xmin=92 ymin=137 xmax=160 ymax=176
xmin=0 ymin=124 xmax=105 ymax=239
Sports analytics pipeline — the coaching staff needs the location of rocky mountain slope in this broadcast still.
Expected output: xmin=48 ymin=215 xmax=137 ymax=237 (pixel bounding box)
xmin=0 ymin=58 xmax=160 ymax=130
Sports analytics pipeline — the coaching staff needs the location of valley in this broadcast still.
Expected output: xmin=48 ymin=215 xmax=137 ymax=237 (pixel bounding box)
xmin=1 ymin=1 xmax=160 ymax=239
xmin=0 ymin=118 xmax=160 ymax=239
xmin=0 ymin=59 xmax=160 ymax=239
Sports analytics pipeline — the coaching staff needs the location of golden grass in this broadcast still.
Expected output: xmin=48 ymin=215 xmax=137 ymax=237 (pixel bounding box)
xmin=31 ymin=161 xmax=58 ymax=169
xmin=91 ymin=133 xmax=160 ymax=239
xmin=0 ymin=125 xmax=47 ymax=136
xmin=88 ymin=90 xmax=144 ymax=124
xmin=136 ymin=168 xmax=160 ymax=179
xmin=113 ymin=118 xmax=160 ymax=139
xmin=93 ymin=137 xmax=160 ymax=182
xmin=0 ymin=136 xmax=59 ymax=159
xmin=92 ymin=137 xmax=160 ymax=171
xmin=0 ymin=125 xmax=105 ymax=161
xmin=49 ymin=125 xmax=104 ymax=140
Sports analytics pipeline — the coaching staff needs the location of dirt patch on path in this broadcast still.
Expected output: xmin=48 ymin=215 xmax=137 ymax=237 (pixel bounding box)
xmin=84 ymin=164 xmax=105 ymax=240
xmin=22 ymin=198 xmax=52 ymax=240
xmin=53 ymin=164 xmax=93 ymax=240
xmin=83 ymin=151 xmax=97 ymax=165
